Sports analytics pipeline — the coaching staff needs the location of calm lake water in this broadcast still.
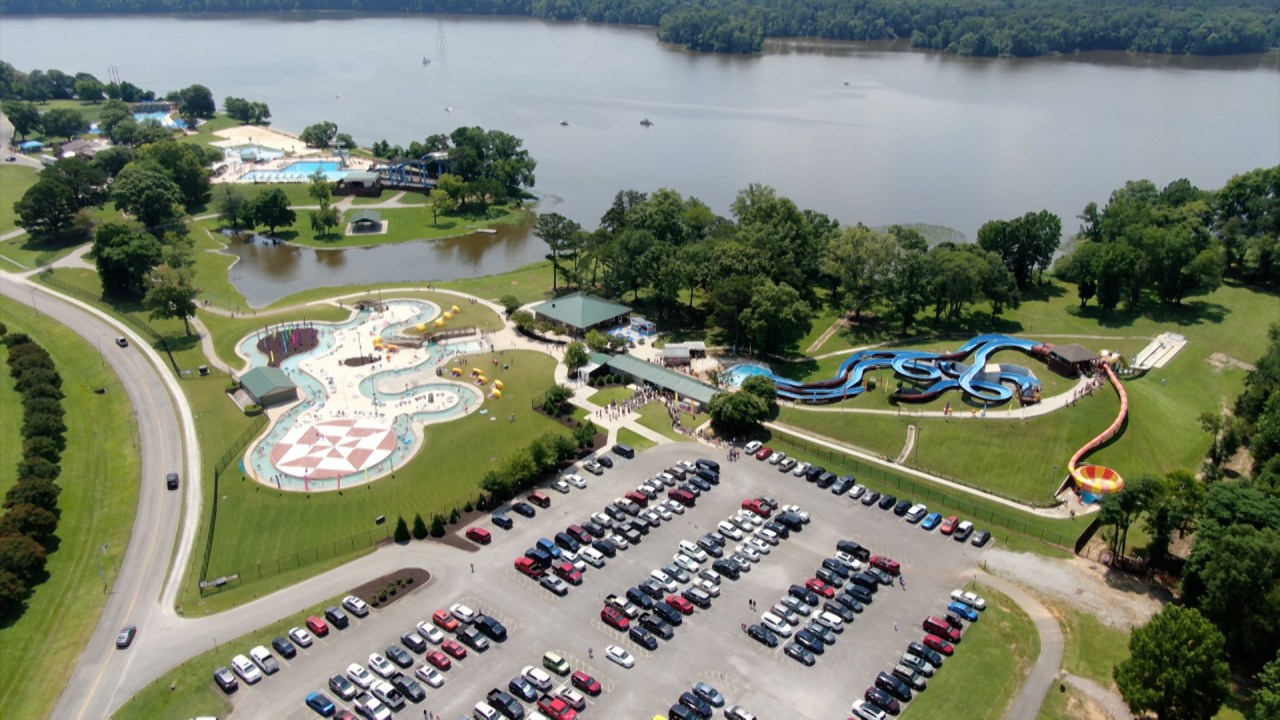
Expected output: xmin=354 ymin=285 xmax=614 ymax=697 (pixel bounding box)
xmin=2 ymin=15 xmax=1276 ymax=305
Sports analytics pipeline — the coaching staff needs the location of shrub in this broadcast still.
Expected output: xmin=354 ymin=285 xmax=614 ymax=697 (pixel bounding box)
xmin=463 ymin=501 xmax=474 ymax=513
xmin=449 ymin=508 xmax=460 ymax=524
xmin=411 ymin=513 xmax=428 ymax=540
xmin=225 ymin=381 xmax=241 ymax=392
xmin=499 ymin=294 xmax=521 ymax=315
xmin=429 ymin=514 xmax=446 ymax=537
xmin=244 ymin=404 xmax=263 ymax=416
xmin=393 ymin=515 xmax=410 ymax=543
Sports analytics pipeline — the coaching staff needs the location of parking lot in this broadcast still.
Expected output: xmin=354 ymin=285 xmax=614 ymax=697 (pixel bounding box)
xmin=227 ymin=442 xmax=993 ymax=719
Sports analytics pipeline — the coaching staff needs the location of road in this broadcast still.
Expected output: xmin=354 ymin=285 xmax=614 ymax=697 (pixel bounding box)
xmin=0 ymin=273 xmax=199 ymax=720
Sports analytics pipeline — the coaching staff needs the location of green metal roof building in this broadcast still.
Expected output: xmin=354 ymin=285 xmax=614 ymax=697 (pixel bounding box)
xmin=240 ymin=366 xmax=298 ymax=407
xmin=531 ymin=292 xmax=632 ymax=335
xmin=589 ymin=352 xmax=721 ymax=409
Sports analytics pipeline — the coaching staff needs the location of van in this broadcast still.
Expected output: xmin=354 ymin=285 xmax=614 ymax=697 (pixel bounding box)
xmin=474 ymin=701 xmax=500 ymax=720
xmin=694 ymin=468 xmax=719 ymax=484
xmin=923 ymin=616 xmax=956 ymax=639
xmin=543 ymin=651 xmax=570 ymax=675
xmin=666 ymin=465 xmax=688 ymax=480
xmin=580 ymin=547 xmax=606 ymax=567
xmin=527 ymin=491 xmax=551 ymax=508
xmin=695 ymin=458 xmax=720 ymax=472
xmin=624 ymin=491 xmax=650 ymax=508
xmin=669 ymin=488 xmax=696 ymax=507
xmin=554 ymin=532 xmax=581 ymax=552
xmin=536 ymin=537 xmax=562 ymax=559
xmin=612 ymin=443 xmax=635 ymax=459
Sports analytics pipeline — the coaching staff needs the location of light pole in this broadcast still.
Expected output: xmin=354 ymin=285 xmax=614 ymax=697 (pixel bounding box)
xmin=97 ymin=543 xmax=109 ymax=593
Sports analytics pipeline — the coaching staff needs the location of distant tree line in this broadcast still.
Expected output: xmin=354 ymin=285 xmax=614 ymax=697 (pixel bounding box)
xmin=0 ymin=0 xmax=1275 ymax=56
xmin=0 ymin=329 xmax=66 ymax=618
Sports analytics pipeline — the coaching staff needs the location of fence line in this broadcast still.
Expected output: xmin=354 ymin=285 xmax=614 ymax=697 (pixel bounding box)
xmin=199 ymin=526 xmax=391 ymax=597
xmin=199 ymin=413 xmax=268 ymax=585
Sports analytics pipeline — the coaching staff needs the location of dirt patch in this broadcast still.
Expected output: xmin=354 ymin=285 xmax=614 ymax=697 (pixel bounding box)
xmin=1065 ymin=674 xmax=1132 ymax=720
xmin=351 ymin=567 xmax=431 ymax=609
xmin=1059 ymin=686 xmax=1114 ymax=720
xmin=1208 ymin=352 xmax=1256 ymax=373
xmin=982 ymin=549 xmax=1167 ymax=629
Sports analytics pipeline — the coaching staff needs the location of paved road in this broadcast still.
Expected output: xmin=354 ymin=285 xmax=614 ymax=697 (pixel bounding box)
xmin=0 ymin=274 xmax=199 ymax=720
xmin=981 ymin=573 xmax=1065 ymax=720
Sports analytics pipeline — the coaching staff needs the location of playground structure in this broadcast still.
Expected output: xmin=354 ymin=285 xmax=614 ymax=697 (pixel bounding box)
xmin=256 ymin=322 xmax=321 ymax=367
xmin=756 ymin=334 xmax=1052 ymax=406
xmin=1068 ymin=352 xmax=1130 ymax=500
xmin=374 ymin=152 xmax=450 ymax=191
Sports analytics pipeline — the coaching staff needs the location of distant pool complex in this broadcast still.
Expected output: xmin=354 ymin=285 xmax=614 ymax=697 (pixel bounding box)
xmin=242 ymin=160 xmax=347 ymax=183
xmin=133 ymin=111 xmax=187 ymax=129
xmin=725 ymin=363 xmax=772 ymax=388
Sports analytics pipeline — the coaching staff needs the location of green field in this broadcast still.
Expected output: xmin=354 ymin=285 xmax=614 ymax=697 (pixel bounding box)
xmin=617 ymin=426 xmax=657 ymax=451
xmin=588 ymin=386 xmax=635 ymax=407
xmin=0 ymin=297 xmax=140 ymax=720
xmin=0 ymin=164 xmax=38 ymax=235
xmin=904 ymin=583 xmax=1039 ymax=718
xmin=284 ymin=205 xmax=528 ymax=249
xmin=636 ymin=402 xmax=707 ymax=442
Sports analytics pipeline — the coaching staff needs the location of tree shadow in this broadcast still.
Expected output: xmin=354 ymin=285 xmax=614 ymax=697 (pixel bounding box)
xmin=1019 ymin=282 xmax=1068 ymax=302
xmin=1072 ymin=296 xmax=1229 ymax=329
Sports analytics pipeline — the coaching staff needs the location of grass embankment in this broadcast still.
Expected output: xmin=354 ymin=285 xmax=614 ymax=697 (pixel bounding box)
xmin=904 ymin=583 xmax=1038 ymax=718
xmin=779 ymin=281 xmax=1276 ymax=504
xmin=285 ymin=205 xmax=528 ymax=249
xmin=115 ymin=592 xmax=366 ymax=720
xmin=636 ymin=402 xmax=707 ymax=443
xmin=0 ymin=297 xmax=140 ymax=720
xmin=0 ymin=164 xmax=86 ymax=272
xmin=617 ymin=427 xmax=657 ymax=451
xmin=588 ymin=386 xmax=634 ymax=407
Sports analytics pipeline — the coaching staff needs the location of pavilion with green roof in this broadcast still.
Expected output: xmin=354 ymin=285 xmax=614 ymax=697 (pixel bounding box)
xmin=240 ymin=366 xmax=298 ymax=407
xmin=530 ymin=292 xmax=632 ymax=336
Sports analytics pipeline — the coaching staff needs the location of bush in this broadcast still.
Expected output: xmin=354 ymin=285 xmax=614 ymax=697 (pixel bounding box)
xmin=225 ymin=381 xmax=241 ymax=392
xmin=244 ymin=404 xmax=263 ymax=416
xmin=411 ymin=513 xmax=428 ymax=540
xmin=499 ymin=294 xmax=521 ymax=315
xmin=449 ymin=508 xmax=461 ymax=524
xmin=463 ymin=501 xmax=474 ymax=513
xmin=393 ymin=515 xmax=410 ymax=543
xmin=429 ymin=514 xmax=446 ymax=537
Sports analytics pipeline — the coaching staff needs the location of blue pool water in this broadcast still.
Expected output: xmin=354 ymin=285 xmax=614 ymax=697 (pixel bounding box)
xmin=282 ymin=161 xmax=340 ymax=175
xmin=133 ymin=111 xmax=188 ymax=129
xmin=242 ymin=161 xmax=347 ymax=183
xmin=725 ymin=364 xmax=773 ymax=388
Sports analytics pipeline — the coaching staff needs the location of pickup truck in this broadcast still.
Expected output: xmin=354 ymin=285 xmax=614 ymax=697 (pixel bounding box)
xmin=605 ymin=593 xmax=640 ymax=619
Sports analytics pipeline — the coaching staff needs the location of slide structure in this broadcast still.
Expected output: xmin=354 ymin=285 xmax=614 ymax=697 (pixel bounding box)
xmin=1068 ymin=361 xmax=1128 ymax=495
xmin=763 ymin=334 xmax=1049 ymax=406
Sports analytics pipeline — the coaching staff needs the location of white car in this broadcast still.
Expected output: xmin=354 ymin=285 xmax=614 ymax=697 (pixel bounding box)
xmin=698 ymin=568 xmax=721 ymax=584
xmin=717 ymin=521 xmax=744 ymax=540
xmin=552 ymin=479 xmax=571 ymax=494
xmin=580 ymin=547 xmax=606 ymax=567
xmin=744 ymin=441 xmax=763 ymax=454
xmin=368 ymin=653 xmax=395 ymax=678
xmin=678 ymin=460 xmax=698 ymax=472
xmin=664 ymin=499 xmax=685 ymax=514
xmin=905 ymin=503 xmax=927 ymax=522
xmin=449 ymin=603 xmax=476 ymax=624
xmin=655 ymin=472 xmax=676 ymax=486
xmin=757 ymin=528 xmax=780 ymax=545
xmin=654 ymin=505 xmax=672 ymax=521
xmin=561 ymin=551 xmax=587 ymax=572
xmin=792 ymin=461 xmax=810 ymax=477
xmin=248 ymin=645 xmax=279 ymax=674
xmin=816 ymin=611 xmax=845 ymax=632
xmin=609 ymin=534 xmax=629 ymax=550
xmin=851 ymin=699 xmax=888 ymax=720
xmin=951 ymin=589 xmax=988 ymax=610
xmin=726 ymin=706 xmax=758 ymax=720
xmin=355 ymin=693 xmax=393 ymax=720
xmin=560 ymin=687 xmax=587 ymax=709
xmin=415 ymin=622 xmax=445 ymax=644
xmin=522 ymin=665 xmax=553 ymax=691
xmin=347 ymin=663 xmax=375 ymax=689
xmin=678 ymin=541 xmax=708 ymax=563
xmin=760 ymin=613 xmax=793 ymax=637
xmin=835 ymin=552 xmax=864 ymax=571
xmin=735 ymin=544 xmax=761 ymax=562
xmin=565 ymin=473 xmax=587 ymax=488
xmin=605 ymin=644 xmax=635 ymax=668
xmin=343 ymin=594 xmax=370 ymax=617
xmin=736 ymin=512 xmax=763 ymax=528
xmin=641 ymin=509 xmax=662 ymax=526
xmin=650 ymin=569 xmax=678 ymax=593
xmin=767 ymin=452 xmax=786 ymax=465
xmin=696 ymin=578 xmax=720 ymax=597
xmin=416 ymin=664 xmax=446 ymax=687
xmin=592 ymin=512 xmax=614 ymax=528
xmin=848 ymin=484 xmax=867 ymax=499
xmin=288 ymin=626 xmax=314 ymax=648
xmin=231 ymin=654 xmax=262 ymax=684
xmin=673 ymin=554 xmax=700 ymax=573
xmin=748 ymin=537 xmax=771 ymax=555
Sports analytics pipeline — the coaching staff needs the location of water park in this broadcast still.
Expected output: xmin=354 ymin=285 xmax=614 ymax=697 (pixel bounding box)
xmin=235 ymin=298 xmax=508 ymax=492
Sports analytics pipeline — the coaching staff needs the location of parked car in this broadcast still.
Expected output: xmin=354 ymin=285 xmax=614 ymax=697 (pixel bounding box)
xmin=746 ymin=623 xmax=779 ymax=647
xmin=330 ymin=673 xmax=358 ymax=700
xmin=249 ymin=645 xmax=280 ymax=674
xmin=324 ymin=606 xmax=349 ymax=629
xmin=291 ymin=626 xmax=316 ymax=647
xmin=971 ymin=529 xmax=993 ymax=547
xmin=415 ymin=664 xmax=445 ymax=687
xmin=213 ymin=667 xmax=239 ymax=693
xmin=605 ymin=644 xmax=635 ymax=668
xmin=572 ymin=670 xmax=602 ymax=695
xmin=923 ymin=633 xmax=956 ymax=656
xmin=511 ymin=501 xmax=537 ymax=517
xmin=783 ymin=642 xmax=816 ymax=666
xmin=343 ymin=594 xmax=370 ymax=617
xmin=272 ymin=635 xmax=298 ymax=659
xmin=231 ymin=654 xmax=263 ymax=684
xmin=305 ymin=691 xmax=337 ymax=716
xmin=466 ymin=526 xmax=493 ymax=544
xmin=951 ymin=589 xmax=988 ymax=610
xmin=953 ymin=520 xmax=974 ymax=541
xmin=921 ymin=511 xmax=943 ymax=530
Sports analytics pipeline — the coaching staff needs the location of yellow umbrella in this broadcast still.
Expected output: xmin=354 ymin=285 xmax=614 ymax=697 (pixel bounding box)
xmin=493 ymin=380 xmax=505 ymax=390
xmin=434 ymin=319 xmax=445 ymax=327
xmin=451 ymin=305 xmax=461 ymax=314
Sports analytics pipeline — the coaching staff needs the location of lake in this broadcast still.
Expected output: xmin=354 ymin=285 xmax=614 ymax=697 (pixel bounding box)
xmin=2 ymin=14 xmax=1276 ymax=305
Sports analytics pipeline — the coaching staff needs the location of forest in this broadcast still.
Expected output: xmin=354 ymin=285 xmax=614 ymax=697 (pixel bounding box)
xmin=0 ymin=0 xmax=1275 ymax=56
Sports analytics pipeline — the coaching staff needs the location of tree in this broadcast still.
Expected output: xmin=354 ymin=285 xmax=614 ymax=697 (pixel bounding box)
xmin=739 ymin=280 xmax=813 ymax=355
xmin=143 ymin=265 xmax=199 ymax=335
xmin=429 ymin=187 xmax=456 ymax=225
xmin=411 ymin=513 xmax=428 ymax=540
xmin=573 ymin=420 xmax=598 ymax=448
xmin=564 ymin=341 xmax=589 ymax=372
xmin=1142 ymin=470 xmax=1204 ymax=563
xmin=499 ymin=295 xmax=521 ymax=315
xmin=308 ymin=170 xmax=334 ymax=207
xmin=534 ymin=212 xmax=582 ymax=291
xmin=110 ymin=164 xmax=184 ymax=229
xmin=1115 ymin=605 xmax=1228 ymax=720
xmin=885 ymin=247 xmax=931 ymax=329
xmin=393 ymin=515 xmax=411 ymax=543
xmin=0 ymin=568 xmax=28 ymax=617
xmin=137 ymin=141 xmax=212 ymax=209
xmin=1256 ymin=652 xmax=1280 ymax=720
xmin=215 ymin=185 xmax=248 ymax=229
xmin=1 ymin=100 xmax=40 ymax=141
xmin=310 ymin=207 xmax=340 ymax=237
xmin=39 ymin=107 xmax=87 ymax=141
xmin=0 ymin=534 xmax=47 ymax=583
xmin=708 ymin=390 xmax=769 ymax=433
xmin=739 ymin=374 xmax=778 ymax=413
xmin=14 ymin=178 xmax=76 ymax=238
xmin=1098 ymin=476 xmax=1156 ymax=560
xmin=45 ymin=157 xmax=107 ymax=210
xmin=429 ymin=514 xmax=446 ymax=537
xmin=175 ymin=84 xmax=215 ymax=118
xmin=93 ymin=222 xmax=164 ymax=296
xmin=300 ymin=121 xmax=338 ymax=148
xmin=4 ymin=478 xmax=60 ymax=512
xmin=249 ymin=188 xmax=296 ymax=236
xmin=822 ymin=224 xmax=897 ymax=319
xmin=74 ymin=77 xmax=104 ymax=103
xmin=977 ymin=210 xmax=1062 ymax=289
xmin=0 ymin=504 xmax=58 ymax=542
xmin=335 ymin=132 xmax=356 ymax=150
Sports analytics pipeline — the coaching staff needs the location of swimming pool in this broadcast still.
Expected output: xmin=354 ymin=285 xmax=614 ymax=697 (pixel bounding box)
xmin=724 ymin=363 xmax=773 ymax=388
xmin=243 ymin=161 xmax=347 ymax=182
xmin=133 ymin=111 xmax=188 ymax=129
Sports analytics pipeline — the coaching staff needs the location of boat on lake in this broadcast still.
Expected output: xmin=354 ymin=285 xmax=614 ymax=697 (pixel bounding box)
xmin=640 ymin=118 xmax=654 ymax=127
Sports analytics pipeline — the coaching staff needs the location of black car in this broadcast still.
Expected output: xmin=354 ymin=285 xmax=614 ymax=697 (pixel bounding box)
xmin=597 ymin=455 xmax=614 ymax=468
xmin=815 ymin=567 xmax=842 ymax=587
xmin=824 ymin=602 xmax=855 ymax=623
xmin=582 ymin=520 xmax=607 ymax=538
xmin=815 ymin=472 xmax=836 ymax=489
xmin=214 ymin=667 xmax=239 ymax=694
xmin=679 ymin=691 xmax=713 ymax=718
xmin=329 ymin=673 xmax=357 ymax=700
xmin=701 ymin=531 xmax=726 ymax=548
xmin=849 ymin=573 xmax=881 ymax=593
xmin=166 ymin=471 xmax=179 ymax=490
xmin=604 ymin=504 xmax=627 ymax=521
xmin=788 ymin=584 xmax=820 ymax=606
xmin=764 ymin=521 xmax=790 ymax=539
xmin=893 ymin=499 xmax=913 ymax=516
xmin=835 ymin=592 xmax=865 ymax=613
xmin=476 ymin=615 xmax=508 ymax=642
xmin=836 ymin=540 xmax=871 ymax=561
xmin=630 ymin=625 xmax=659 ymax=650
xmin=865 ymin=687 xmax=902 ymax=715
xmin=805 ymin=465 xmax=825 ymax=482
xmin=944 ymin=612 xmax=966 ymax=631
xmin=458 ymin=625 xmax=490 ymax=652
xmin=386 ymin=644 xmax=414 ymax=668
xmin=861 ymin=490 xmax=882 ymax=506
xmin=509 ymin=676 xmax=538 ymax=702
xmin=694 ymin=468 xmax=719 ymax=485
xmin=846 ymin=585 xmax=874 ymax=604
xmin=794 ymin=628 xmax=826 ymax=654
xmin=555 ymin=531 xmax=581 ymax=552
xmin=695 ymin=458 xmax=720 ymax=472
xmin=689 ymin=476 xmax=712 ymax=492
xmin=486 ymin=689 xmax=526 ymax=720
xmin=628 ymin=519 xmax=650 ymax=536
xmin=621 ymin=527 xmax=643 ymax=544
xmin=679 ymin=482 xmax=702 ymax=498
xmin=628 ymin=586 xmax=656 ymax=610
xmin=511 ymin=502 xmax=537 ymax=518
xmin=640 ymin=613 xmax=674 ymax=639
xmin=324 ymin=606 xmax=349 ymax=629
xmin=908 ymin=641 xmax=946 ymax=667
xmin=867 ymin=567 xmax=894 ymax=585
xmin=746 ymin=623 xmax=779 ymax=647
xmin=400 ymin=631 xmax=427 ymax=653
xmin=640 ymin=579 xmax=665 ymax=599
xmin=876 ymin=671 xmax=913 ymax=702
xmin=492 ymin=513 xmax=514 ymax=530
xmin=669 ymin=704 xmax=699 ymax=720
xmin=593 ymin=539 xmax=618 ymax=557
xmin=876 ymin=493 xmax=896 ymax=510
xmin=821 ymin=557 xmax=852 ymax=579
xmin=653 ymin=601 xmax=684 ymax=626
xmin=712 ymin=559 xmax=741 ymax=580
xmin=784 ymin=642 xmax=816 ymax=666
xmin=831 ymin=475 xmax=855 ymax=494
xmin=972 ymin=529 xmax=993 ymax=547
xmin=390 ymin=672 xmax=427 ymax=703
xmin=805 ymin=621 xmax=837 ymax=645
xmin=776 ymin=512 xmax=804 ymax=531
xmin=697 ymin=537 xmax=724 ymax=558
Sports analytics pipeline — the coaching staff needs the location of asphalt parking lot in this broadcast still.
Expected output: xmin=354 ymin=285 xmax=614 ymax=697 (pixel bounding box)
xmin=228 ymin=442 xmax=992 ymax=719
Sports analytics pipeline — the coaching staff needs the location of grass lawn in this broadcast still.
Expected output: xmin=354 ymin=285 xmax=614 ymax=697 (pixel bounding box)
xmin=0 ymin=297 xmax=140 ymax=720
xmin=589 ymin=386 xmax=635 ymax=407
xmin=175 ymin=114 xmax=243 ymax=149
xmin=191 ymin=223 xmax=248 ymax=311
xmin=0 ymin=343 xmax=23 ymax=498
xmin=636 ymin=402 xmax=706 ymax=442
xmin=617 ymin=427 xmax=657 ymax=451
xmin=904 ymin=583 xmax=1039 ymax=718
xmin=115 ymin=592 xmax=365 ymax=720
xmin=283 ymin=205 xmax=526 ymax=249
xmin=0 ymin=164 xmax=38 ymax=233
xmin=186 ymin=351 xmax=566 ymax=610
xmin=351 ymin=190 xmax=430 ymax=206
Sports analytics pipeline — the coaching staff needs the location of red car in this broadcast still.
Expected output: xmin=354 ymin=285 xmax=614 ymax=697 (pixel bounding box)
xmin=741 ymin=498 xmax=771 ymax=518
xmin=306 ymin=616 xmax=329 ymax=636
xmin=923 ymin=633 xmax=955 ymax=656
xmin=433 ymin=609 xmax=460 ymax=632
xmin=754 ymin=446 xmax=773 ymax=460
xmin=870 ymin=555 xmax=901 ymax=576
xmin=666 ymin=594 xmax=695 ymax=615
xmin=601 ymin=606 xmax=630 ymax=630
xmin=442 ymin=638 xmax=467 ymax=659
xmin=425 ymin=650 xmax=452 ymax=670
xmin=537 ymin=697 xmax=579 ymax=720
xmin=554 ymin=562 xmax=584 ymax=585
xmin=465 ymin=526 xmax=492 ymax=544
xmin=805 ymin=578 xmax=835 ymax=598
xmin=939 ymin=515 xmax=959 ymax=535
xmin=571 ymin=671 xmax=602 ymax=696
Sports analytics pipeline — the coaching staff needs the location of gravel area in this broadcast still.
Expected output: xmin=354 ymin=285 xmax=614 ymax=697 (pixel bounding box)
xmin=981 ymin=549 xmax=1165 ymax=629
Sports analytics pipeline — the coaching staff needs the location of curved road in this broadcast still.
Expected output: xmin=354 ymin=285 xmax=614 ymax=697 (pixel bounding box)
xmin=0 ymin=274 xmax=200 ymax=720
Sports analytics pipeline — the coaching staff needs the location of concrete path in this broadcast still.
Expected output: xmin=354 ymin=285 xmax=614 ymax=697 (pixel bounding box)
xmin=1064 ymin=673 xmax=1131 ymax=719
xmin=895 ymin=424 xmax=917 ymax=464
xmin=978 ymin=573 xmax=1066 ymax=720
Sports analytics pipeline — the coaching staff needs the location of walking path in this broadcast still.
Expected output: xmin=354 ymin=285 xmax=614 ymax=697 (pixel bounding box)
xmin=977 ymin=573 xmax=1066 ymax=720
xmin=895 ymin=424 xmax=917 ymax=464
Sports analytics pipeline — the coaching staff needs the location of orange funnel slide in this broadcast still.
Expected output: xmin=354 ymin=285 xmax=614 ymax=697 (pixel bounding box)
xmin=1069 ymin=363 xmax=1127 ymax=495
